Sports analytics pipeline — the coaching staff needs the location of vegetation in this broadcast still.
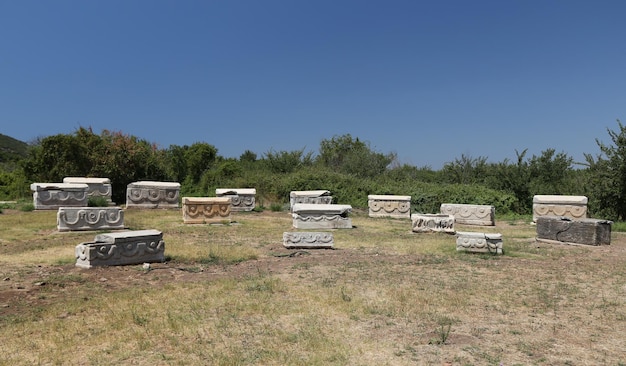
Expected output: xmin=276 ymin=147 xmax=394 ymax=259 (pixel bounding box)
xmin=1 ymin=121 xmax=626 ymax=220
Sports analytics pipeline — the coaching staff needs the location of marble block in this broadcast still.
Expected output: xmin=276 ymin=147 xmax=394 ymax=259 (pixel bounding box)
xmin=411 ymin=214 xmax=455 ymax=233
xmin=536 ymin=216 xmax=611 ymax=246
xmin=532 ymin=195 xmax=588 ymax=222
xmin=75 ymin=229 xmax=165 ymax=268
xmin=283 ymin=232 xmax=334 ymax=249
xmin=216 ymin=188 xmax=256 ymax=212
xmin=290 ymin=190 xmax=333 ymax=210
xmin=368 ymin=194 xmax=411 ymax=219
xmin=126 ymin=181 xmax=180 ymax=209
xmin=182 ymin=197 xmax=232 ymax=224
xmin=63 ymin=177 xmax=113 ymax=204
xmin=30 ymin=183 xmax=89 ymax=210
xmin=292 ymin=203 xmax=352 ymax=229
xmin=456 ymin=231 xmax=503 ymax=254
xmin=440 ymin=203 xmax=495 ymax=226
xmin=57 ymin=207 xmax=124 ymax=232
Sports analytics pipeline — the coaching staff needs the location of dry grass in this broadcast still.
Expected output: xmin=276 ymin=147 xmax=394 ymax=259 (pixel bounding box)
xmin=1 ymin=208 xmax=626 ymax=365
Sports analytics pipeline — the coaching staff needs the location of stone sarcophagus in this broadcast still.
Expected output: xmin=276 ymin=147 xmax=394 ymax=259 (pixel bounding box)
xmin=57 ymin=207 xmax=124 ymax=232
xmin=30 ymin=183 xmax=89 ymax=210
xmin=75 ymin=230 xmax=165 ymax=268
xmin=126 ymin=181 xmax=180 ymax=209
xmin=182 ymin=197 xmax=231 ymax=224
xmin=292 ymin=203 xmax=352 ymax=229
xmin=283 ymin=232 xmax=334 ymax=249
xmin=290 ymin=190 xmax=333 ymax=210
xmin=456 ymin=232 xmax=503 ymax=254
xmin=532 ymin=195 xmax=588 ymax=222
xmin=411 ymin=214 xmax=455 ymax=233
xmin=215 ymin=188 xmax=256 ymax=212
xmin=440 ymin=203 xmax=495 ymax=226
xmin=368 ymin=195 xmax=411 ymax=219
xmin=536 ymin=216 xmax=612 ymax=246
xmin=63 ymin=177 xmax=113 ymax=205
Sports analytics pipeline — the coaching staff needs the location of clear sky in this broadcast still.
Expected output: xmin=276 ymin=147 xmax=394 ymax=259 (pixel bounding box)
xmin=1 ymin=1 xmax=624 ymax=169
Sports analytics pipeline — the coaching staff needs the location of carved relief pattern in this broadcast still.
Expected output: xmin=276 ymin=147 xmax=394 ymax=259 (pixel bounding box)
xmin=58 ymin=208 xmax=124 ymax=231
xmin=224 ymin=195 xmax=255 ymax=211
xmin=368 ymin=199 xmax=411 ymax=218
xmin=411 ymin=214 xmax=455 ymax=233
xmin=456 ymin=233 xmax=502 ymax=254
xmin=440 ymin=204 xmax=495 ymax=226
xmin=75 ymin=239 xmax=165 ymax=268
xmin=533 ymin=204 xmax=587 ymax=220
xmin=183 ymin=202 xmax=231 ymax=223
xmin=283 ymin=232 xmax=334 ymax=248
xmin=127 ymin=188 xmax=180 ymax=208
xmin=35 ymin=190 xmax=88 ymax=209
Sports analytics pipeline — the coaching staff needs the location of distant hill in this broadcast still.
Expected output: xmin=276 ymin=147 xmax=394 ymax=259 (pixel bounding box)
xmin=0 ymin=133 xmax=29 ymax=163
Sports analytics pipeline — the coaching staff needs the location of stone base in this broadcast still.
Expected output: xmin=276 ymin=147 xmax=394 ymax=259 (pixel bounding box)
xmin=368 ymin=195 xmax=411 ymax=219
xmin=536 ymin=216 xmax=611 ymax=246
xmin=456 ymin=232 xmax=503 ymax=254
xmin=75 ymin=230 xmax=165 ymax=268
xmin=182 ymin=197 xmax=231 ymax=224
xmin=440 ymin=204 xmax=495 ymax=226
xmin=411 ymin=214 xmax=455 ymax=233
xmin=126 ymin=181 xmax=180 ymax=209
xmin=283 ymin=232 xmax=334 ymax=249
xmin=31 ymin=183 xmax=89 ymax=210
xmin=216 ymin=188 xmax=256 ymax=212
xmin=57 ymin=207 xmax=124 ymax=232
xmin=292 ymin=204 xmax=352 ymax=229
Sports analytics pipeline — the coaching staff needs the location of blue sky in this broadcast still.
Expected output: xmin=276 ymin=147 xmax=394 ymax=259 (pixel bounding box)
xmin=1 ymin=1 xmax=625 ymax=169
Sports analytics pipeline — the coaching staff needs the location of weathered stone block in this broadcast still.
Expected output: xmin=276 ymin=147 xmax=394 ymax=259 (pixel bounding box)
xmin=292 ymin=203 xmax=352 ymax=229
xmin=283 ymin=232 xmax=334 ymax=249
xmin=456 ymin=231 xmax=503 ymax=254
xmin=182 ymin=197 xmax=231 ymax=224
xmin=30 ymin=183 xmax=89 ymax=210
xmin=368 ymin=195 xmax=411 ymax=219
xmin=411 ymin=214 xmax=455 ymax=233
xmin=57 ymin=207 xmax=124 ymax=232
xmin=290 ymin=190 xmax=332 ymax=210
xmin=126 ymin=181 xmax=180 ymax=209
xmin=63 ymin=177 xmax=113 ymax=204
xmin=216 ymin=188 xmax=256 ymax=212
xmin=536 ymin=216 xmax=611 ymax=246
xmin=532 ymin=195 xmax=588 ymax=222
xmin=440 ymin=203 xmax=495 ymax=226
xmin=75 ymin=229 xmax=165 ymax=268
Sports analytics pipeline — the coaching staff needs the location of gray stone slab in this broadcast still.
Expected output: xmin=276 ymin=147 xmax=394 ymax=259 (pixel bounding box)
xmin=292 ymin=203 xmax=352 ymax=229
xmin=126 ymin=181 xmax=180 ymax=209
xmin=76 ymin=230 xmax=165 ymax=268
xmin=411 ymin=214 xmax=455 ymax=233
xmin=283 ymin=232 xmax=334 ymax=249
xmin=536 ymin=216 xmax=611 ymax=246
xmin=456 ymin=231 xmax=503 ymax=254
xmin=30 ymin=183 xmax=89 ymax=210
xmin=57 ymin=207 xmax=124 ymax=232
xmin=216 ymin=188 xmax=256 ymax=212
xmin=440 ymin=203 xmax=495 ymax=226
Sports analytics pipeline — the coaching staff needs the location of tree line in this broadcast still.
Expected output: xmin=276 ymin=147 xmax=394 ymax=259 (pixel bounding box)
xmin=1 ymin=122 xmax=626 ymax=220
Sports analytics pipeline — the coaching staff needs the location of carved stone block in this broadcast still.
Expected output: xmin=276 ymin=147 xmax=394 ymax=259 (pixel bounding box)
xmin=536 ymin=216 xmax=611 ymax=246
xmin=411 ymin=214 xmax=455 ymax=233
xmin=532 ymin=195 xmax=588 ymax=222
xmin=126 ymin=181 xmax=180 ymax=209
xmin=75 ymin=229 xmax=165 ymax=268
xmin=63 ymin=177 xmax=113 ymax=205
xmin=290 ymin=190 xmax=333 ymax=210
xmin=368 ymin=195 xmax=411 ymax=219
xmin=215 ymin=188 xmax=256 ymax=212
xmin=30 ymin=183 xmax=89 ymax=210
xmin=440 ymin=204 xmax=495 ymax=226
xmin=292 ymin=203 xmax=352 ymax=229
xmin=57 ymin=207 xmax=124 ymax=232
xmin=283 ymin=232 xmax=334 ymax=249
xmin=456 ymin=232 xmax=503 ymax=254
xmin=182 ymin=197 xmax=232 ymax=224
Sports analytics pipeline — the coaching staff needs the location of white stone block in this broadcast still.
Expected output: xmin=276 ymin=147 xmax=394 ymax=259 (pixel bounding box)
xmin=30 ymin=183 xmax=89 ymax=210
xmin=532 ymin=195 xmax=588 ymax=222
xmin=440 ymin=203 xmax=495 ymax=226
xmin=63 ymin=177 xmax=113 ymax=204
xmin=292 ymin=203 xmax=352 ymax=229
xmin=126 ymin=181 xmax=180 ymax=209
xmin=57 ymin=207 xmax=124 ymax=232
xmin=182 ymin=197 xmax=231 ymax=224
xmin=75 ymin=230 xmax=165 ymax=268
xmin=368 ymin=194 xmax=411 ymax=219
xmin=283 ymin=232 xmax=334 ymax=249
xmin=456 ymin=231 xmax=503 ymax=254
xmin=290 ymin=190 xmax=332 ymax=210
xmin=411 ymin=214 xmax=455 ymax=233
xmin=216 ymin=188 xmax=256 ymax=212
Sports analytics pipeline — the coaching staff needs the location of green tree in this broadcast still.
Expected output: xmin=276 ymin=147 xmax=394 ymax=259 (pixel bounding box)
xmin=317 ymin=134 xmax=395 ymax=178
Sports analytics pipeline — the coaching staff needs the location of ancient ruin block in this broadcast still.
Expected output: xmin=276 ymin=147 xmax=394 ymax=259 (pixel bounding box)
xmin=536 ymin=216 xmax=611 ymax=246
xmin=63 ymin=177 xmax=113 ymax=205
xmin=126 ymin=181 xmax=180 ymax=209
xmin=532 ymin=195 xmax=588 ymax=222
xmin=456 ymin=231 xmax=503 ymax=254
xmin=290 ymin=190 xmax=333 ymax=210
xmin=283 ymin=232 xmax=334 ymax=249
xmin=215 ymin=188 xmax=256 ymax=212
xmin=368 ymin=195 xmax=411 ymax=219
xmin=75 ymin=229 xmax=165 ymax=268
xmin=292 ymin=203 xmax=352 ymax=229
xmin=57 ymin=207 xmax=124 ymax=232
xmin=411 ymin=214 xmax=455 ymax=233
xmin=440 ymin=203 xmax=495 ymax=226
xmin=30 ymin=183 xmax=89 ymax=210
xmin=182 ymin=197 xmax=231 ymax=224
